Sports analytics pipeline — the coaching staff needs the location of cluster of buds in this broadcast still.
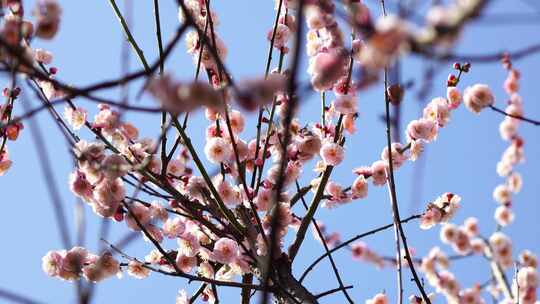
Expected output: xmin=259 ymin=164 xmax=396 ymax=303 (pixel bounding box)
xmin=446 ymin=62 xmax=470 ymax=87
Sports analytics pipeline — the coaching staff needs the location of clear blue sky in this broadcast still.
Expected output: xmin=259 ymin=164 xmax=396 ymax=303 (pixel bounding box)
xmin=1 ymin=0 xmax=540 ymax=303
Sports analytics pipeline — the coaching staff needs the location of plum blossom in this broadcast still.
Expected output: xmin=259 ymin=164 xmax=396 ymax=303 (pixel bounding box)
xmin=351 ymin=175 xmax=368 ymax=199
xmin=494 ymin=205 xmax=514 ymax=227
xmin=420 ymin=193 xmax=461 ymax=230
xmin=366 ymin=293 xmax=388 ymax=304
xmin=204 ymin=137 xmax=232 ymax=164
xmin=320 ymin=141 xmax=344 ymax=166
xmin=423 ymin=97 xmax=451 ymax=127
xmin=33 ymin=0 xmax=62 ymax=39
xmin=406 ymin=118 xmax=438 ymax=143
xmin=446 ymin=86 xmax=462 ymax=110
xmin=463 ymin=84 xmax=494 ymax=114
xmin=127 ymin=261 xmax=150 ymax=279
xmin=370 ymin=160 xmax=387 ymax=186
xmin=212 ymin=238 xmax=239 ymax=264
xmin=64 ymin=107 xmax=87 ymax=130
xmin=332 ymin=94 xmax=358 ymax=114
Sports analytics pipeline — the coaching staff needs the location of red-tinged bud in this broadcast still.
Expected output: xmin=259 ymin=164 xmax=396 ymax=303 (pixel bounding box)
xmin=113 ymin=209 xmax=124 ymax=222
xmin=6 ymin=124 xmax=22 ymax=140
xmin=447 ymin=74 xmax=457 ymax=87
xmin=169 ymin=200 xmax=179 ymax=208
xmin=12 ymin=87 xmax=21 ymax=98
xmin=453 ymin=62 xmax=461 ymax=70
xmin=513 ymin=136 xmax=524 ymax=148
xmin=49 ymin=67 xmax=58 ymax=74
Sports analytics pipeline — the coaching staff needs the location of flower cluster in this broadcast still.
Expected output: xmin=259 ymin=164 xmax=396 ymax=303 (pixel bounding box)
xmin=420 ymin=192 xmax=461 ymax=230
xmin=42 ymin=247 xmax=120 ymax=282
xmin=492 ymin=55 xmax=526 ymax=227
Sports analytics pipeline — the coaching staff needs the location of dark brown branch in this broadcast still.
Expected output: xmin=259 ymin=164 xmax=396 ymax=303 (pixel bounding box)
xmin=489 ymin=105 xmax=540 ymax=126
xmin=315 ymin=285 xmax=354 ymax=299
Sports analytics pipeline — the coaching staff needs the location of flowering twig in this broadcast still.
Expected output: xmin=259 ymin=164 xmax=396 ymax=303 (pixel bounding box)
xmin=489 ymin=104 xmax=540 ymax=126
xmin=299 ymin=214 xmax=421 ymax=282
xmin=295 ymin=181 xmax=355 ymax=303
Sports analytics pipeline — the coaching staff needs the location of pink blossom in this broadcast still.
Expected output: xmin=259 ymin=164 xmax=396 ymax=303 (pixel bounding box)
xmin=58 ymin=247 xmax=88 ymax=281
xmin=463 ymin=84 xmax=494 ymax=114
xmin=423 ymin=97 xmax=450 ymax=127
xmin=125 ymin=202 xmax=152 ymax=231
xmin=499 ymin=118 xmax=518 ymax=141
xmin=34 ymin=48 xmax=53 ymax=64
xmin=33 ymin=0 xmax=62 ymax=39
xmin=320 ymin=141 xmax=344 ymax=166
xmin=420 ymin=205 xmax=443 ymax=230
xmin=64 ymin=107 xmax=87 ymax=130
xmin=82 ymin=252 xmax=120 ymax=283
xmin=176 ymin=254 xmax=197 ymax=273
xmin=351 ymin=175 xmax=368 ymax=199
xmin=406 ymin=118 xmax=438 ymax=143
xmin=204 ymin=137 xmax=232 ymax=164
xmin=212 ymin=238 xmax=239 ymax=264
xmin=93 ymin=105 xmax=120 ymax=135
xmin=127 ymin=261 xmax=150 ymax=279
xmin=366 ymin=293 xmax=388 ymax=304
xmin=215 ymin=179 xmax=240 ymax=207
xmin=508 ymin=172 xmax=523 ymax=193
xmin=267 ymin=23 xmax=290 ymax=49
xmin=178 ymin=232 xmax=201 ymax=257
xmin=93 ymin=178 xmax=125 ymax=218
xmin=342 ymin=113 xmax=357 ymax=134
xmin=446 ymin=87 xmax=462 ymax=110
xmin=297 ymin=134 xmax=322 ymax=160
xmin=370 ymin=160 xmax=388 ymax=186
xmin=333 ymin=94 xmax=358 ymax=114
xmin=493 ymin=184 xmax=512 ymax=205
xmin=440 ymin=223 xmax=458 ymax=244
xmin=227 ymin=110 xmax=245 ymax=135
xmin=381 ymin=142 xmax=408 ymax=169
xmin=101 ymin=154 xmax=130 ymax=180
xmin=308 ymin=50 xmax=348 ymax=91
xmin=409 ymin=139 xmax=426 ymax=161
xmin=463 ymin=217 xmax=479 ymax=237
xmin=504 ymin=74 xmax=520 ymax=94
xmin=163 ymin=217 xmax=186 ymax=239
xmin=0 ymin=148 xmax=12 ymax=176
xmin=69 ymin=170 xmax=93 ymax=201
xmin=494 ymin=205 xmax=514 ymax=227
xmin=42 ymin=250 xmax=64 ymax=277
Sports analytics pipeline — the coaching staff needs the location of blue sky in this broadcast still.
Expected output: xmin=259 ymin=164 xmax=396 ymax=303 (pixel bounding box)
xmin=1 ymin=0 xmax=540 ymax=303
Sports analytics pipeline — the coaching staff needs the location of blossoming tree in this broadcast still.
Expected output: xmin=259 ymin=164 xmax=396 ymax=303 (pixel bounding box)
xmin=1 ymin=0 xmax=540 ymax=303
